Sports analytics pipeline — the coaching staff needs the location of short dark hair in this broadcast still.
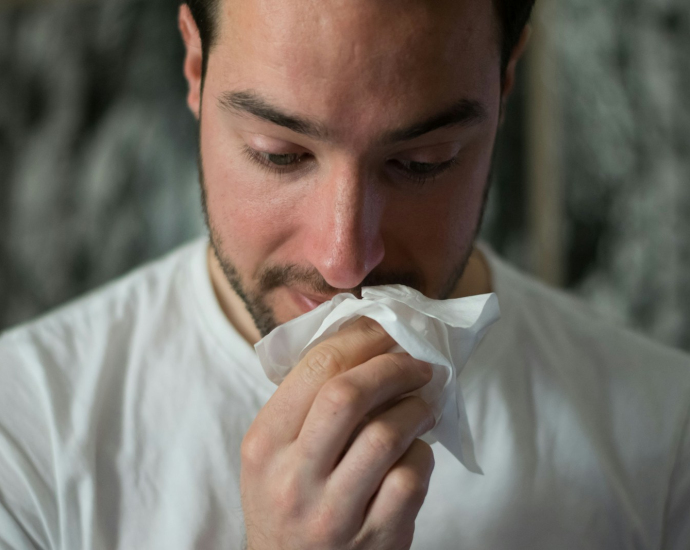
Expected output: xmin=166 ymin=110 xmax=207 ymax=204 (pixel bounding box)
xmin=185 ymin=0 xmax=536 ymax=85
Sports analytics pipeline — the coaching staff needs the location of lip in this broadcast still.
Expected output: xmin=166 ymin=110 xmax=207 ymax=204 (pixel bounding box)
xmin=288 ymin=289 xmax=334 ymax=314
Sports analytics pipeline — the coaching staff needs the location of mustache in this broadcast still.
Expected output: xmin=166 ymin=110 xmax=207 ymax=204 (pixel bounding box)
xmin=257 ymin=265 xmax=424 ymax=298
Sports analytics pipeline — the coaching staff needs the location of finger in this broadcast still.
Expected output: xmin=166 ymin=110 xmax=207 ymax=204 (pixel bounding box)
xmin=255 ymin=316 xmax=395 ymax=445
xmin=327 ymin=397 xmax=434 ymax=512
xmin=297 ymin=354 xmax=433 ymax=473
xmin=360 ymin=439 xmax=435 ymax=545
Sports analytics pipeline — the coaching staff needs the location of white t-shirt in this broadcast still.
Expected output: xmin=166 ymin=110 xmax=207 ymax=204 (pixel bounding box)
xmin=1 ymin=238 xmax=689 ymax=550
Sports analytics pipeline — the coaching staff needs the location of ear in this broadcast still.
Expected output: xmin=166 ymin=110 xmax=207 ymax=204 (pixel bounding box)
xmin=499 ymin=25 xmax=531 ymax=121
xmin=179 ymin=4 xmax=203 ymax=120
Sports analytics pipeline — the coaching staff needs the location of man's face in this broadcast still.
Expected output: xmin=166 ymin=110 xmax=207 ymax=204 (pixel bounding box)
xmin=197 ymin=0 xmax=502 ymax=336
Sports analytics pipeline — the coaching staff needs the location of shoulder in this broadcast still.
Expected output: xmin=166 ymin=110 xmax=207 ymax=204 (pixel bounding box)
xmin=480 ymin=245 xmax=690 ymax=459
xmin=482 ymin=245 xmax=690 ymax=383
xmin=477 ymin=246 xmax=690 ymax=526
xmin=0 ymin=238 xmax=207 ymax=362
xmin=0 ymin=238 xmax=209 ymax=545
xmin=0 ymin=237 xmax=209 ymax=442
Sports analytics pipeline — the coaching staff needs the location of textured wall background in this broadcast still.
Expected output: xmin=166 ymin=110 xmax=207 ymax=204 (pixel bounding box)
xmin=0 ymin=0 xmax=203 ymax=325
xmin=556 ymin=0 xmax=690 ymax=350
xmin=1 ymin=0 xmax=689 ymax=353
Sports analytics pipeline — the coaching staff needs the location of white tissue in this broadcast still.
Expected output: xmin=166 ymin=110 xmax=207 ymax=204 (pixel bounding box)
xmin=254 ymin=285 xmax=500 ymax=474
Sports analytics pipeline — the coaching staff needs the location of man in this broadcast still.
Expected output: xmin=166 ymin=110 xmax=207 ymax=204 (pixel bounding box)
xmin=1 ymin=0 xmax=689 ymax=548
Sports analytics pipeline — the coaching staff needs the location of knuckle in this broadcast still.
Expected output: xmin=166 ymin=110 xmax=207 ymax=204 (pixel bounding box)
xmin=411 ymin=398 xmax=436 ymax=432
xmin=319 ymin=378 xmax=364 ymax=414
xmin=388 ymin=468 xmax=429 ymax=502
xmin=358 ymin=316 xmax=386 ymax=339
xmin=302 ymin=345 xmax=347 ymax=385
xmin=383 ymin=354 xmax=430 ymax=383
xmin=271 ymin=470 xmax=305 ymax=517
xmin=358 ymin=520 xmax=414 ymax=550
xmin=364 ymin=422 xmax=406 ymax=457
xmin=240 ymin=428 xmax=272 ymax=469
xmin=385 ymin=352 xmax=411 ymax=374
xmin=414 ymin=439 xmax=436 ymax=472
xmin=308 ymin=505 xmax=349 ymax=546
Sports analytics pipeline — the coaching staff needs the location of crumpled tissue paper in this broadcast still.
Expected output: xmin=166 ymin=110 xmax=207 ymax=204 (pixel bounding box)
xmin=255 ymin=285 xmax=500 ymax=474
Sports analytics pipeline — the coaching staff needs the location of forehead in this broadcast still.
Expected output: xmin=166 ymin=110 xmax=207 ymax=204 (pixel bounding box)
xmin=209 ymin=0 xmax=501 ymax=140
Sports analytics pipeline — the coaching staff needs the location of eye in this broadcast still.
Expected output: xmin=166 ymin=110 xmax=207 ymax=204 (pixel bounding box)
xmin=242 ymin=145 xmax=313 ymax=175
xmin=402 ymin=160 xmax=442 ymax=174
xmin=390 ymin=156 xmax=460 ymax=185
xmin=259 ymin=152 xmax=307 ymax=166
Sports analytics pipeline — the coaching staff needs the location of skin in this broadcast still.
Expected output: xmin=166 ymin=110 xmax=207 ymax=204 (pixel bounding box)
xmin=179 ymin=0 xmax=529 ymax=547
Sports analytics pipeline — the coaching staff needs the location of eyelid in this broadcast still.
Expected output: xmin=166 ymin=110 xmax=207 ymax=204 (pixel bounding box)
xmin=393 ymin=140 xmax=463 ymax=164
xmin=240 ymin=141 xmax=462 ymax=186
xmin=241 ymin=132 xmax=306 ymax=154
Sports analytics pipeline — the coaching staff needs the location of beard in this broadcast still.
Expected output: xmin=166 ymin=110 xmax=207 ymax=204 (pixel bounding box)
xmin=197 ymin=143 xmax=493 ymax=338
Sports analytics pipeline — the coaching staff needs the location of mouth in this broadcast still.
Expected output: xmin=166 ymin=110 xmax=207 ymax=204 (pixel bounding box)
xmin=287 ymin=288 xmax=337 ymax=314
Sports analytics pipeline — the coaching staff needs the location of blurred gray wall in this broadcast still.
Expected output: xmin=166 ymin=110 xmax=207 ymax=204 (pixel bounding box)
xmin=556 ymin=0 xmax=690 ymax=350
xmin=0 ymin=0 xmax=203 ymax=326
xmin=1 ymin=0 xmax=689 ymax=353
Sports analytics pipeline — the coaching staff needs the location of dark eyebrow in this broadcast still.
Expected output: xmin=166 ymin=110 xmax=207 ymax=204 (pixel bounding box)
xmin=218 ymin=90 xmax=328 ymax=140
xmin=218 ymin=89 xmax=487 ymax=144
xmin=382 ymin=99 xmax=488 ymax=144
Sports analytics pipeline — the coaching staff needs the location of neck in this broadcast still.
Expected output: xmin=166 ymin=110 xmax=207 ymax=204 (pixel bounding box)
xmin=207 ymin=244 xmax=493 ymax=347
xmin=449 ymin=246 xmax=493 ymax=299
xmin=207 ymin=247 xmax=263 ymax=346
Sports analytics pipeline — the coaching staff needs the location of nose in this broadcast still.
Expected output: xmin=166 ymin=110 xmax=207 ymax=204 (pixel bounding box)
xmin=303 ymin=163 xmax=386 ymax=290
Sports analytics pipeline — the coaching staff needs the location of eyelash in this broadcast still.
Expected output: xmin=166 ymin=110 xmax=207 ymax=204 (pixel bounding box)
xmin=241 ymin=145 xmax=460 ymax=186
xmin=241 ymin=146 xmax=311 ymax=178
xmin=393 ymin=157 xmax=460 ymax=185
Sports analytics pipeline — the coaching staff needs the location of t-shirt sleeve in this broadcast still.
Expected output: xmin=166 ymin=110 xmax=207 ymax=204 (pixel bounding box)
xmin=662 ymin=403 xmax=690 ymax=550
xmin=0 ymin=333 xmax=57 ymax=550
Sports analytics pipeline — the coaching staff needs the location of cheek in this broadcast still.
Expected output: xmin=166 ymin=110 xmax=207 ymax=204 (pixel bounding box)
xmin=388 ymin=188 xmax=482 ymax=279
xmin=388 ymin=145 xmax=491 ymax=259
xmin=380 ymin=144 xmax=492 ymax=298
xmin=199 ymin=113 xmax=299 ymax=273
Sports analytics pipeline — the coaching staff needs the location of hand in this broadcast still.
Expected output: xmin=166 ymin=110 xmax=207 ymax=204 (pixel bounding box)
xmin=241 ymin=317 xmax=436 ymax=550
